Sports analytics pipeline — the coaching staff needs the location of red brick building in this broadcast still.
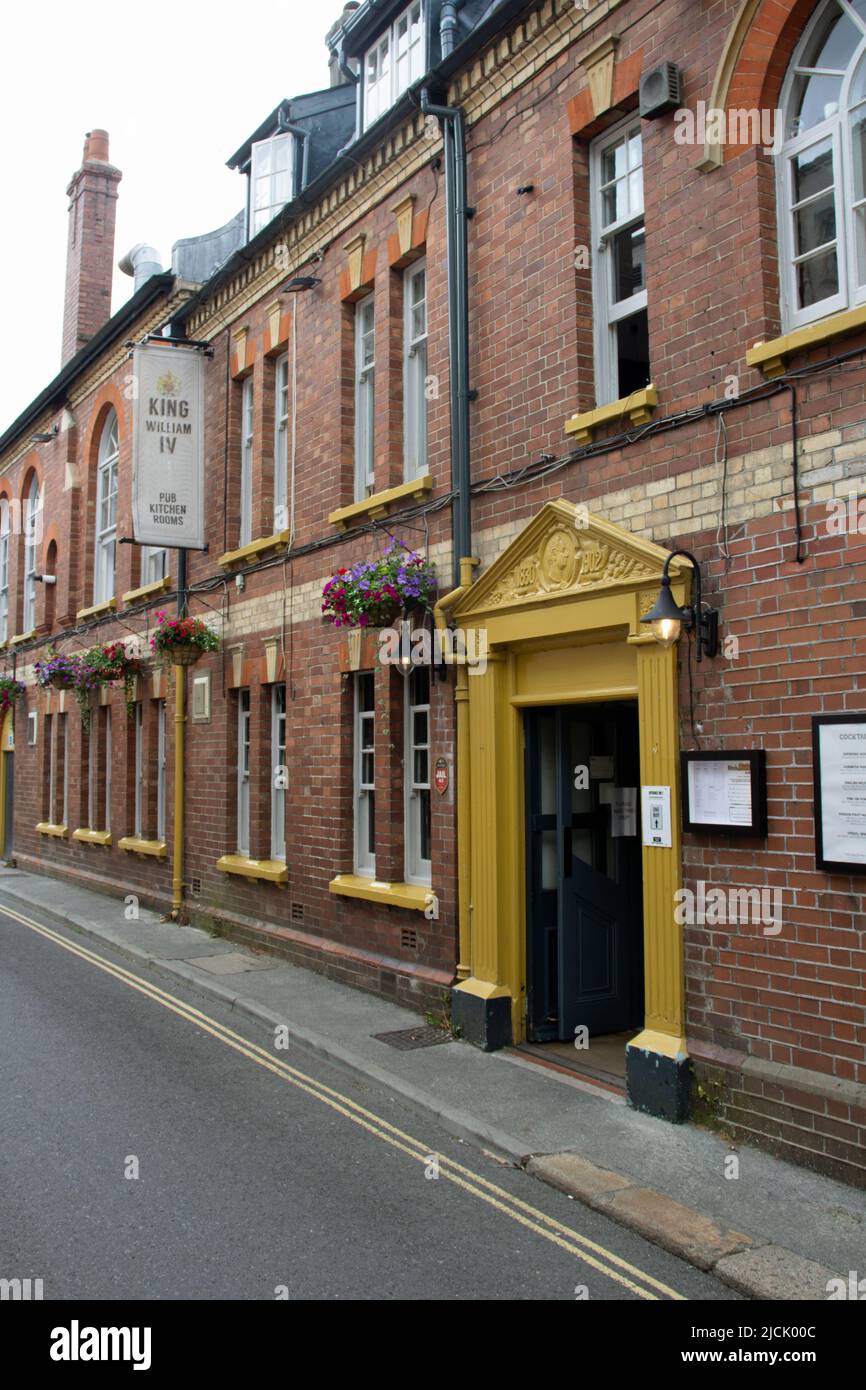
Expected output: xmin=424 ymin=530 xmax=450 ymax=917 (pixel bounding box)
xmin=2 ymin=0 xmax=866 ymax=1184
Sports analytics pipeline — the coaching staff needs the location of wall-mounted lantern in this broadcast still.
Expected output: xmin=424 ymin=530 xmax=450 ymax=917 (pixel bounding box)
xmin=641 ymin=549 xmax=719 ymax=661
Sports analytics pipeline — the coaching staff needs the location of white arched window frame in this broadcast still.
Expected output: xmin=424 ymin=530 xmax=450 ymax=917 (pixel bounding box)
xmin=777 ymin=0 xmax=866 ymax=330
xmin=94 ymin=411 xmax=119 ymax=604
xmin=0 ymin=500 xmax=9 ymax=643
xmin=23 ymin=476 xmax=41 ymax=634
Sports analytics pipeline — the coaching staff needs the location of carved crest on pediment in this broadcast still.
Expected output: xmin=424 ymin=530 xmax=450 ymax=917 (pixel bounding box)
xmin=488 ymin=524 xmax=655 ymax=608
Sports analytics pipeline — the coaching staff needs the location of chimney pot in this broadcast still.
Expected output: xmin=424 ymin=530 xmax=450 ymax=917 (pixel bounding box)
xmin=83 ymin=129 xmax=111 ymax=163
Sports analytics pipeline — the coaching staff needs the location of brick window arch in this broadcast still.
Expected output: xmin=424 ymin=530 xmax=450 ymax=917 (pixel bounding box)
xmin=777 ymin=0 xmax=866 ymax=328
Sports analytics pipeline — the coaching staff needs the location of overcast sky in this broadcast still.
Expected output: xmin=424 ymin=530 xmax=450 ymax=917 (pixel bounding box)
xmin=0 ymin=0 xmax=338 ymax=434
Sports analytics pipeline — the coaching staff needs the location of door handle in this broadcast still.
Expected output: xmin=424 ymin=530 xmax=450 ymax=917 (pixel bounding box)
xmin=563 ymin=825 xmax=572 ymax=877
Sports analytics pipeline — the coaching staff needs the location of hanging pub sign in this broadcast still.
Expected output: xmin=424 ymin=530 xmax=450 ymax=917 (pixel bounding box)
xmin=812 ymin=714 xmax=866 ymax=874
xmin=131 ymin=344 xmax=205 ymax=550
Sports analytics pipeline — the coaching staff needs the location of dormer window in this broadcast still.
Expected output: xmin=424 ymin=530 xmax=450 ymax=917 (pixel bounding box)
xmin=249 ymin=132 xmax=294 ymax=238
xmin=363 ymin=1 xmax=425 ymax=130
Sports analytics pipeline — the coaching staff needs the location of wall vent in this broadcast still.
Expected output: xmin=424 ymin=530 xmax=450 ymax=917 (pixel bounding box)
xmin=191 ymin=877 xmax=202 ymax=895
xmin=401 ymin=928 xmax=418 ymax=950
xmin=291 ymin=901 xmax=304 ymax=922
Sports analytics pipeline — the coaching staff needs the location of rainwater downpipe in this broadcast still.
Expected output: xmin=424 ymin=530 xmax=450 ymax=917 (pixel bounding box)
xmin=420 ymin=87 xmax=472 ymax=586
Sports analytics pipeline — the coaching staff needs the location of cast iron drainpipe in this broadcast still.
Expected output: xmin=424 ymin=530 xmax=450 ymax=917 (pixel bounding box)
xmin=421 ymin=87 xmax=473 ymax=587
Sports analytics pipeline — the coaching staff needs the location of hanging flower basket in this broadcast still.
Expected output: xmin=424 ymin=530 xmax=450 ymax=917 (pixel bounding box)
xmin=322 ymin=539 xmax=437 ymax=630
xmin=150 ymin=611 xmax=220 ymax=668
xmin=79 ymin=641 xmax=147 ymax=722
xmin=165 ymin=643 xmax=204 ymax=668
xmin=0 ymin=676 xmax=25 ymax=714
xmin=34 ymin=650 xmax=81 ymax=693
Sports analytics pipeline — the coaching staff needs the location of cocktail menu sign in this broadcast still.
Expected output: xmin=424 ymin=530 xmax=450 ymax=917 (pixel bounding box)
xmin=813 ymin=715 xmax=866 ymax=873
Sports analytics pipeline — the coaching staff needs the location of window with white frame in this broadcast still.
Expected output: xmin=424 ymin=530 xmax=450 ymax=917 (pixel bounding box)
xmin=404 ymin=664 xmax=431 ymax=884
xmin=0 ymin=499 xmax=9 ymax=643
xmin=104 ymin=709 xmax=112 ymax=833
xmin=354 ymin=673 xmax=375 ymax=876
xmin=134 ymin=704 xmax=143 ymax=839
xmin=23 ymin=475 xmax=41 ymax=633
xmin=590 ymin=120 xmax=649 ymax=406
xmin=94 ymin=411 xmax=118 ymax=605
xmin=87 ymin=724 xmax=97 ymax=831
xmin=404 ymin=260 xmax=428 ymax=479
xmin=240 ymin=377 xmax=254 ymax=547
xmin=47 ymin=714 xmax=55 ymax=820
xmin=249 ymin=132 xmax=294 ymax=239
xmin=777 ymin=0 xmax=866 ymax=328
xmin=354 ymin=295 xmax=376 ymax=500
xmin=59 ymin=715 xmax=68 ymax=828
xmin=363 ymin=1 xmax=425 ymax=130
xmin=237 ymin=689 xmax=251 ymax=856
xmin=274 ymin=354 xmax=289 ymax=527
xmin=157 ymin=701 xmax=166 ymax=843
xmin=271 ymin=683 xmax=287 ymax=861
xmin=140 ymin=547 xmax=167 ymax=587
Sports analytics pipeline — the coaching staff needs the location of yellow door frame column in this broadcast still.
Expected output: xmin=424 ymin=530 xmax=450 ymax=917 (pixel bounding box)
xmin=449 ymin=501 xmax=693 ymax=1118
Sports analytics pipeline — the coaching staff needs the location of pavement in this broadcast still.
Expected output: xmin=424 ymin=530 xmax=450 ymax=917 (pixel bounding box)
xmin=1 ymin=865 xmax=864 ymax=1301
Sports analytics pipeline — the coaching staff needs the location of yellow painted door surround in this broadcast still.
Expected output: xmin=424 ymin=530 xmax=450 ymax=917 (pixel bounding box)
xmin=450 ymin=500 xmax=694 ymax=1121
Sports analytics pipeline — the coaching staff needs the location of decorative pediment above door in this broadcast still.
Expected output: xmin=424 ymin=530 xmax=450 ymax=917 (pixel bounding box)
xmin=453 ymin=500 xmax=690 ymax=622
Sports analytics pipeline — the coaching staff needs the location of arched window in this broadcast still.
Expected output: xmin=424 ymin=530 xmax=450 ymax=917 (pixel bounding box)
xmin=94 ymin=410 xmax=118 ymax=604
xmin=23 ymin=475 xmax=41 ymax=633
xmin=0 ymin=500 xmax=9 ymax=643
xmin=778 ymin=0 xmax=866 ymax=328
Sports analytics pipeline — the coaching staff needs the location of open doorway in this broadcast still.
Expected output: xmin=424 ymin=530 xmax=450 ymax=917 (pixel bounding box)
xmin=524 ymin=701 xmax=644 ymax=1081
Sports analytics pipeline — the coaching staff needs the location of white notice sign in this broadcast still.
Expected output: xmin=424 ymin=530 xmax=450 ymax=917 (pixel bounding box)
xmin=612 ymin=787 xmax=637 ymax=838
xmin=131 ymin=345 xmax=205 ymax=550
xmin=642 ymin=785 xmax=672 ymax=848
xmin=688 ymin=758 xmax=753 ymax=828
xmin=817 ymin=722 xmax=866 ymax=868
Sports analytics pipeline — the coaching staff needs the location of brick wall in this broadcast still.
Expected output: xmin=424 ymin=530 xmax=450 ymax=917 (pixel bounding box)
xmin=3 ymin=0 xmax=866 ymax=1179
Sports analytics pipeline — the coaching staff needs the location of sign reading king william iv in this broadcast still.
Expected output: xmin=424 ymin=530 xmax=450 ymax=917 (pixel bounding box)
xmin=131 ymin=345 xmax=205 ymax=550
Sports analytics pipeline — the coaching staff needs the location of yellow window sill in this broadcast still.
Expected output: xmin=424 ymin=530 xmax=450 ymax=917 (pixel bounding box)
xmin=565 ymin=387 xmax=658 ymax=443
xmin=747 ymin=303 xmax=866 ymax=376
xmin=216 ymin=853 xmax=288 ymax=884
xmin=328 ymin=475 xmax=433 ymax=529
xmin=36 ymin=822 xmax=69 ymax=838
xmin=122 ymin=576 xmax=171 ymax=606
xmin=118 ymin=836 xmax=167 ymax=859
xmin=328 ymin=874 xmax=431 ymax=911
xmin=218 ymin=531 xmax=290 ymax=570
xmin=10 ymin=630 xmax=36 ymax=646
xmin=72 ymin=828 xmax=112 ymax=847
xmin=77 ymin=597 xmax=117 ymax=621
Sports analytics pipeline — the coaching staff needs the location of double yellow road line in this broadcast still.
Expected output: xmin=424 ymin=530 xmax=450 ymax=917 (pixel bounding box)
xmin=3 ymin=902 xmax=686 ymax=1301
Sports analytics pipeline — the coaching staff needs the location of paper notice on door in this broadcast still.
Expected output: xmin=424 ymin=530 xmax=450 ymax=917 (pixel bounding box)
xmin=612 ymin=787 xmax=637 ymax=837
xmin=598 ymin=782 xmax=615 ymax=805
xmin=590 ymin=755 xmax=614 ymax=780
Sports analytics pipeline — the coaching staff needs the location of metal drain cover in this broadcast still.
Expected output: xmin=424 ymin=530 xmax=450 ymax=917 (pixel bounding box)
xmin=373 ymin=1025 xmax=453 ymax=1050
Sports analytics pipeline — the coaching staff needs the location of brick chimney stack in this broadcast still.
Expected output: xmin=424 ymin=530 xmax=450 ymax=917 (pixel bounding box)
xmin=61 ymin=130 xmax=122 ymax=365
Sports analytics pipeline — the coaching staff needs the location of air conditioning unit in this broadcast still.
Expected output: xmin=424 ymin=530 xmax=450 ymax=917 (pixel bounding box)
xmin=639 ymin=62 xmax=682 ymax=118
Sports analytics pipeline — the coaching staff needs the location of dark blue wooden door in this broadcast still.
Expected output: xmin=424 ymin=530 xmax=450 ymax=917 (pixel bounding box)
xmin=525 ymin=704 xmax=643 ymax=1042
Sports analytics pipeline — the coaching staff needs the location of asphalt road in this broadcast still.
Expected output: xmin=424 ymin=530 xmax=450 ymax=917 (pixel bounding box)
xmin=0 ymin=902 xmax=740 ymax=1302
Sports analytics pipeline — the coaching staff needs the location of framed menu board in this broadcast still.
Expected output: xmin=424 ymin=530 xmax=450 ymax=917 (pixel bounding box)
xmin=812 ymin=715 xmax=866 ymax=874
xmin=681 ymin=750 xmax=767 ymax=835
